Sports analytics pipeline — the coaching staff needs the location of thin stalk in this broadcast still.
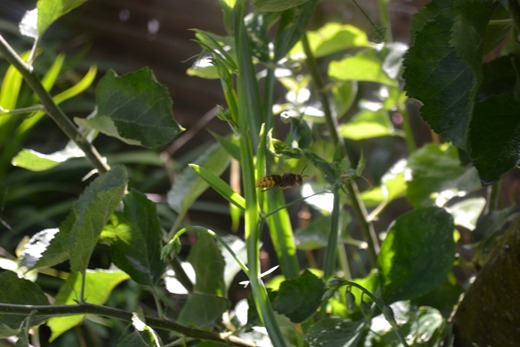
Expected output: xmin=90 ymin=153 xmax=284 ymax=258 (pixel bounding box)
xmin=376 ymin=0 xmax=393 ymax=42
xmin=0 ymin=35 xmax=109 ymax=174
xmin=323 ymin=187 xmax=341 ymax=279
xmin=301 ymin=33 xmax=379 ymax=267
xmin=400 ymin=103 xmax=416 ymax=153
xmin=0 ymin=303 xmax=255 ymax=347
xmin=234 ymin=2 xmax=286 ymax=344
xmin=337 ymin=241 xmax=351 ymax=279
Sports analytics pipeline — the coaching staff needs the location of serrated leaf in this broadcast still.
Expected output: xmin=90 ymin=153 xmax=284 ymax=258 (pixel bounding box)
xmin=104 ymin=190 xmax=165 ymax=286
xmin=68 ymin=166 xmax=128 ymax=273
xmin=403 ymin=0 xmax=495 ymax=149
xmin=407 ymin=143 xmax=480 ymax=208
xmin=167 ymin=142 xmax=230 ymax=214
xmin=177 ymin=232 xmax=228 ymax=327
xmin=378 ymin=207 xmax=455 ymax=303
xmin=469 ymin=94 xmax=520 ymax=184
xmin=338 ymin=109 xmax=396 ymax=140
xmin=76 ymin=68 xmax=183 ymax=148
xmin=37 ymin=0 xmax=87 ymax=37
xmin=305 ymin=318 xmax=364 ymax=347
xmin=290 ymin=23 xmax=368 ymax=60
xmin=329 ymin=49 xmax=397 ymax=86
xmin=189 ymin=232 xmax=226 ymax=294
xmin=47 ymin=269 xmax=129 ymax=341
xmin=178 ymin=293 xmax=229 ymax=327
xmin=0 ymin=271 xmax=49 ymax=330
xmin=273 ymin=269 xmax=325 ymax=323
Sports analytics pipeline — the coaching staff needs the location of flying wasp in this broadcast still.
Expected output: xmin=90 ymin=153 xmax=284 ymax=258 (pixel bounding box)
xmin=256 ymin=165 xmax=308 ymax=192
xmin=256 ymin=173 xmax=303 ymax=191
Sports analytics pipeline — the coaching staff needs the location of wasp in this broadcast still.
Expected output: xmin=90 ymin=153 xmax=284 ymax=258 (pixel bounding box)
xmin=256 ymin=172 xmax=304 ymax=192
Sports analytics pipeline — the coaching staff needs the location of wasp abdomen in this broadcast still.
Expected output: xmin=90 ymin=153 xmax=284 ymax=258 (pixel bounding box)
xmin=256 ymin=173 xmax=303 ymax=191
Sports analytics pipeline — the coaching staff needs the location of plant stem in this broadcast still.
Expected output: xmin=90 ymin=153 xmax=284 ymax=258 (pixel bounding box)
xmin=0 ymin=35 xmax=109 ymax=174
xmin=400 ymin=103 xmax=416 ymax=153
xmin=0 ymin=303 xmax=255 ymax=347
xmin=376 ymin=0 xmax=393 ymax=42
xmin=301 ymin=33 xmax=379 ymax=267
xmin=323 ymin=187 xmax=341 ymax=279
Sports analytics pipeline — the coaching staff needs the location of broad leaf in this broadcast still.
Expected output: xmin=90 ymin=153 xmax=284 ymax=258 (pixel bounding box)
xmin=76 ymin=68 xmax=183 ymax=148
xmin=12 ymin=141 xmax=84 ymax=171
xmin=407 ymin=143 xmax=480 ymax=208
xmin=18 ymin=167 xmax=126 ymax=273
xmin=469 ymin=94 xmax=520 ymax=184
xmin=329 ymin=49 xmax=397 ymax=86
xmin=378 ymin=207 xmax=455 ymax=303
xmin=305 ymin=318 xmax=364 ymax=347
xmin=103 ymin=190 xmax=165 ymax=286
xmin=47 ymin=269 xmax=129 ymax=341
xmin=338 ymin=109 xmax=396 ymax=140
xmin=273 ymin=269 xmax=324 ymax=323
xmin=177 ymin=293 xmax=229 ymax=327
xmin=178 ymin=233 xmax=228 ymax=327
xmin=403 ymin=0 xmax=495 ymax=149
xmin=290 ymin=23 xmax=368 ymax=60
xmin=68 ymin=165 xmax=128 ymax=273
xmin=0 ymin=271 xmax=49 ymax=330
xmin=37 ymin=0 xmax=87 ymax=37
xmin=168 ymin=142 xmax=230 ymax=214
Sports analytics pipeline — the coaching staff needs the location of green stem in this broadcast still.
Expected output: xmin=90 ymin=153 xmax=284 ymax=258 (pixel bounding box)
xmin=343 ymin=281 xmax=409 ymax=347
xmin=400 ymin=103 xmax=416 ymax=153
xmin=376 ymin=0 xmax=393 ymax=42
xmin=0 ymin=303 xmax=255 ymax=347
xmin=0 ymin=35 xmax=109 ymax=174
xmin=323 ymin=187 xmax=341 ymax=279
xmin=302 ymin=33 xmax=379 ymax=267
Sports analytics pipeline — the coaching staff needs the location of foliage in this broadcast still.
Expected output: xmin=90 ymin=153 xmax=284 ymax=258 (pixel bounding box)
xmin=0 ymin=0 xmax=519 ymax=346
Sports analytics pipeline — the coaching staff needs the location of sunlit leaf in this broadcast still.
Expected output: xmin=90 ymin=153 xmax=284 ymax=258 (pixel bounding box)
xmin=378 ymin=207 xmax=455 ymax=303
xmin=47 ymin=269 xmax=129 ymax=341
xmin=76 ymin=68 xmax=184 ymax=148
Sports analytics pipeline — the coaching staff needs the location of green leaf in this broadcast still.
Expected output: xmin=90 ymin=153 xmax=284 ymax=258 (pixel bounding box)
xmin=338 ymin=109 xmax=396 ymax=140
xmin=68 ymin=165 xmax=128 ymax=273
xmin=37 ymin=0 xmax=87 ymax=37
xmin=329 ymin=49 xmax=397 ymax=86
xmin=189 ymin=232 xmax=226 ymax=294
xmin=473 ymin=206 xmax=520 ymax=242
xmin=76 ymin=68 xmax=184 ymax=148
xmin=210 ymin=132 xmax=241 ymax=161
xmin=116 ymin=331 xmax=154 ymax=347
xmin=273 ymin=269 xmax=325 ymax=323
xmin=413 ymin=274 xmax=464 ymax=317
xmin=0 ymin=271 xmax=49 ymax=330
xmin=407 ymin=143 xmax=480 ymax=208
xmin=469 ymin=94 xmax=520 ymax=184
xmin=178 ymin=233 xmax=228 ymax=327
xmin=253 ymin=0 xmax=311 ymax=12
xmin=168 ymin=142 xmax=230 ymax=214
xmin=178 ymin=293 xmax=229 ymax=327
xmin=378 ymin=207 xmax=455 ymax=303
xmin=402 ymin=0 xmax=495 ymax=149
xmin=290 ymin=23 xmax=368 ymax=60
xmin=305 ymin=318 xmax=364 ymax=347
xmin=104 ymin=190 xmax=165 ymax=286
xmin=19 ymin=228 xmax=61 ymax=269
xmin=11 ymin=142 xmax=84 ymax=171
xmin=273 ymin=0 xmax=317 ymax=61
xmin=446 ymin=197 xmax=486 ymax=231
xmin=360 ymin=159 xmax=407 ymax=207
xmin=189 ymin=164 xmax=245 ymax=211
xmin=47 ymin=269 xmax=129 ymax=341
